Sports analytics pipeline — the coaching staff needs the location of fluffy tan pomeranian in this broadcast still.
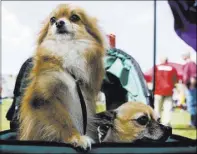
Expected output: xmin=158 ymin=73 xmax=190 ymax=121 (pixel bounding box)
xmin=19 ymin=4 xmax=108 ymax=150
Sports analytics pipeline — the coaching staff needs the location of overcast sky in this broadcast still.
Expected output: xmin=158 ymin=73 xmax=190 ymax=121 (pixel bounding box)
xmin=2 ymin=1 xmax=196 ymax=75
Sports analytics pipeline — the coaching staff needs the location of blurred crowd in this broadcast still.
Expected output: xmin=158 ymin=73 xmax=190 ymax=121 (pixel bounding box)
xmin=153 ymin=51 xmax=197 ymax=128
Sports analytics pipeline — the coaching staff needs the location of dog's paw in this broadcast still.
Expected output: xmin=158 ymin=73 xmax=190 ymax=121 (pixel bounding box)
xmin=70 ymin=135 xmax=94 ymax=150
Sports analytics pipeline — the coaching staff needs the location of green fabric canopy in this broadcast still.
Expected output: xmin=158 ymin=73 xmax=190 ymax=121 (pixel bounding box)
xmin=104 ymin=48 xmax=148 ymax=104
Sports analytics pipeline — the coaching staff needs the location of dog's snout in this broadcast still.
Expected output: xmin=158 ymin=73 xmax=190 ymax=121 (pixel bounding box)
xmin=165 ymin=126 xmax=172 ymax=134
xmin=56 ymin=20 xmax=65 ymax=28
xmin=159 ymin=124 xmax=172 ymax=135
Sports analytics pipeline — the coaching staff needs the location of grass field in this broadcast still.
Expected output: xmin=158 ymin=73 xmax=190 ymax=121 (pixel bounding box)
xmin=0 ymin=99 xmax=196 ymax=139
xmin=0 ymin=99 xmax=13 ymax=131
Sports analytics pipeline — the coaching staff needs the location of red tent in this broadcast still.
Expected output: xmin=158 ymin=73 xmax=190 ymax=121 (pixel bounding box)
xmin=144 ymin=62 xmax=183 ymax=82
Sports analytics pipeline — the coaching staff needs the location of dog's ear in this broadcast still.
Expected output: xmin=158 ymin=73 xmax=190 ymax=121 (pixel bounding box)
xmin=37 ymin=18 xmax=49 ymax=45
xmin=82 ymin=14 xmax=108 ymax=50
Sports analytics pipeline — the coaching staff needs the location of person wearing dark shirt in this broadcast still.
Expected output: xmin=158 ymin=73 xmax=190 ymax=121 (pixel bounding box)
xmin=182 ymin=51 xmax=197 ymax=128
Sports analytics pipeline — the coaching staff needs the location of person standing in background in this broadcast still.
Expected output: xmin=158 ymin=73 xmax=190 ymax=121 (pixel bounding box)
xmin=182 ymin=51 xmax=197 ymax=128
xmin=182 ymin=51 xmax=197 ymax=84
xmin=154 ymin=56 xmax=178 ymax=126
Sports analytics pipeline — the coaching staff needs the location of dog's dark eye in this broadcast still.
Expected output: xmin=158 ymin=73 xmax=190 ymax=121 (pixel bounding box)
xmin=50 ymin=17 xmax=56 ymax=24
xmin=70 ymin=14 xmax=80 ymax=22
xmin=136 ymin=116 xmax=149 ymax=125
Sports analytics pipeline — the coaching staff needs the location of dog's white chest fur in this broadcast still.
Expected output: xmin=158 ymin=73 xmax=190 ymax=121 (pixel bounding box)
xmin=42 ymin=38 xmax=91 ymax=82
xmin=41 ymin=38 xmax=94 ymax=134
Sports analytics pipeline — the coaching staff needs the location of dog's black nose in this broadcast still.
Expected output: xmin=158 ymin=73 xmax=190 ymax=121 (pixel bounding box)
xmin=56 ymin=20 xmax=65 ymax=28
xmin=159 ymin=124 xmax=172 ymax=135
xmin=165 ymin=126 xmax=172 ymax=135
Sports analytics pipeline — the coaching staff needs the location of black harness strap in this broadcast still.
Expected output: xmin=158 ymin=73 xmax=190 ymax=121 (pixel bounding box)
xmin=71 ymin=74 xmax=87 ymax=135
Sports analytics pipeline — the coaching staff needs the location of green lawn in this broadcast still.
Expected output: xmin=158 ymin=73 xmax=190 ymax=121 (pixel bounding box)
xmin=170 ymin=109 xmax=197 ymax=140
xmin=0 ymin=99 xmax=13 ymax=131
xmin=0 ymin=99 xmax=196 ymax=139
